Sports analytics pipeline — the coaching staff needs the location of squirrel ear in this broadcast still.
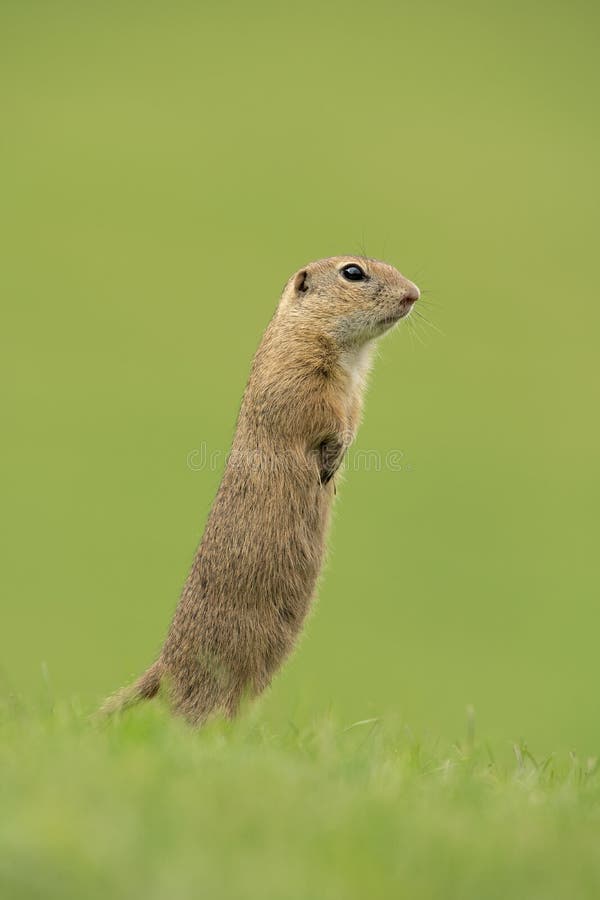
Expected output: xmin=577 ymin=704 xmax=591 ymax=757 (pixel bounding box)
xmin=293 ymin=269 xmax=309 ymax=295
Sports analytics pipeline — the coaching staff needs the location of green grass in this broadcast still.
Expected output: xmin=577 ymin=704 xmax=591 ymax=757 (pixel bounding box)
xmin=2 ymin=699 xmax=600 ymax=900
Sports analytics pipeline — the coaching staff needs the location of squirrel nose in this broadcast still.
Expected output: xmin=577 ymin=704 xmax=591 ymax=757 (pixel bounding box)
xmin=403 ymin=280 xmax=420 ymax=302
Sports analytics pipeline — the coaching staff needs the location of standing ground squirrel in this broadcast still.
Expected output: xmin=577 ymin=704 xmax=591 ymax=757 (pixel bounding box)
xmin=101 ymin=256 xmax=419 ymax=725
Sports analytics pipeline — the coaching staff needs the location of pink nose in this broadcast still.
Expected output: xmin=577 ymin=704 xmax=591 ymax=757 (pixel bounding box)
xmin=404 ymin=280 xmax=420 ymax=302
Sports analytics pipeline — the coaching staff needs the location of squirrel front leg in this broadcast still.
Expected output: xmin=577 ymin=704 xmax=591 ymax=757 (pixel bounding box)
xmin=311 ymin=393 xmax=357 ymax=487
xmin=317 ymin=433 xmax=347 ymax=485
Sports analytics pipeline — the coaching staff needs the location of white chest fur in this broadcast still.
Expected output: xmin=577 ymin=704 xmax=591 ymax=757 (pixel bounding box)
xmin=339 ymin=341 xmax=374 ymax=439
xmin=340 ymin=341 xmax=374 ymax=394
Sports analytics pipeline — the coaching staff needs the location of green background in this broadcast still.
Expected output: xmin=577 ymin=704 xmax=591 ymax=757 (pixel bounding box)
xmin=2 ymin=0 xmax=599 ymax=753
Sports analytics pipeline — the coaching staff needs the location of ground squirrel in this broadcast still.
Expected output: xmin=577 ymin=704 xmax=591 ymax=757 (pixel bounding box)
xmin=101 ymin=256 xmax=419 ymax=725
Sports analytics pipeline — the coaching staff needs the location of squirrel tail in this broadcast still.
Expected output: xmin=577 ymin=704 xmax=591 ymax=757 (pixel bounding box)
xmin=99 ymin=659 xmax=163 ymax=717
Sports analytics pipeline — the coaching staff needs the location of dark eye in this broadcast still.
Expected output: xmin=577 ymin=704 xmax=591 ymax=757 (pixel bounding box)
xmin=340 ymin=264 xmax=367 ymax=282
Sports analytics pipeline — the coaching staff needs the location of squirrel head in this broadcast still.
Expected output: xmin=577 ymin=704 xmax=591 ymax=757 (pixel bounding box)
xmin=279 ymin=256 xmax=420 ymax=347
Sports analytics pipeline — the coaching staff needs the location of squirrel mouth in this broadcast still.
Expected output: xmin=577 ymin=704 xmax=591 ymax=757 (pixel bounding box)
xmin=378 ymin=303 xmax=414 ymax=327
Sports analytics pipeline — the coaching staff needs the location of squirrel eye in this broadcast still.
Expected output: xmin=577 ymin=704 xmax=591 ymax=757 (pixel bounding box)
xmin=340 ymin=264 xmax=367 ymax=282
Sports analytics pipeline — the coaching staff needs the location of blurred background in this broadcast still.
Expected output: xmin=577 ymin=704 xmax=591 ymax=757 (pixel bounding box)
xmin=1 ymin=0 xmax=598 ymax=752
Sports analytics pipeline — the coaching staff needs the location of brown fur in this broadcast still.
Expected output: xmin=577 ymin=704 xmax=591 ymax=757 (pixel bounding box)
xmin=101 ymin=256 xmax=419 ymax=725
